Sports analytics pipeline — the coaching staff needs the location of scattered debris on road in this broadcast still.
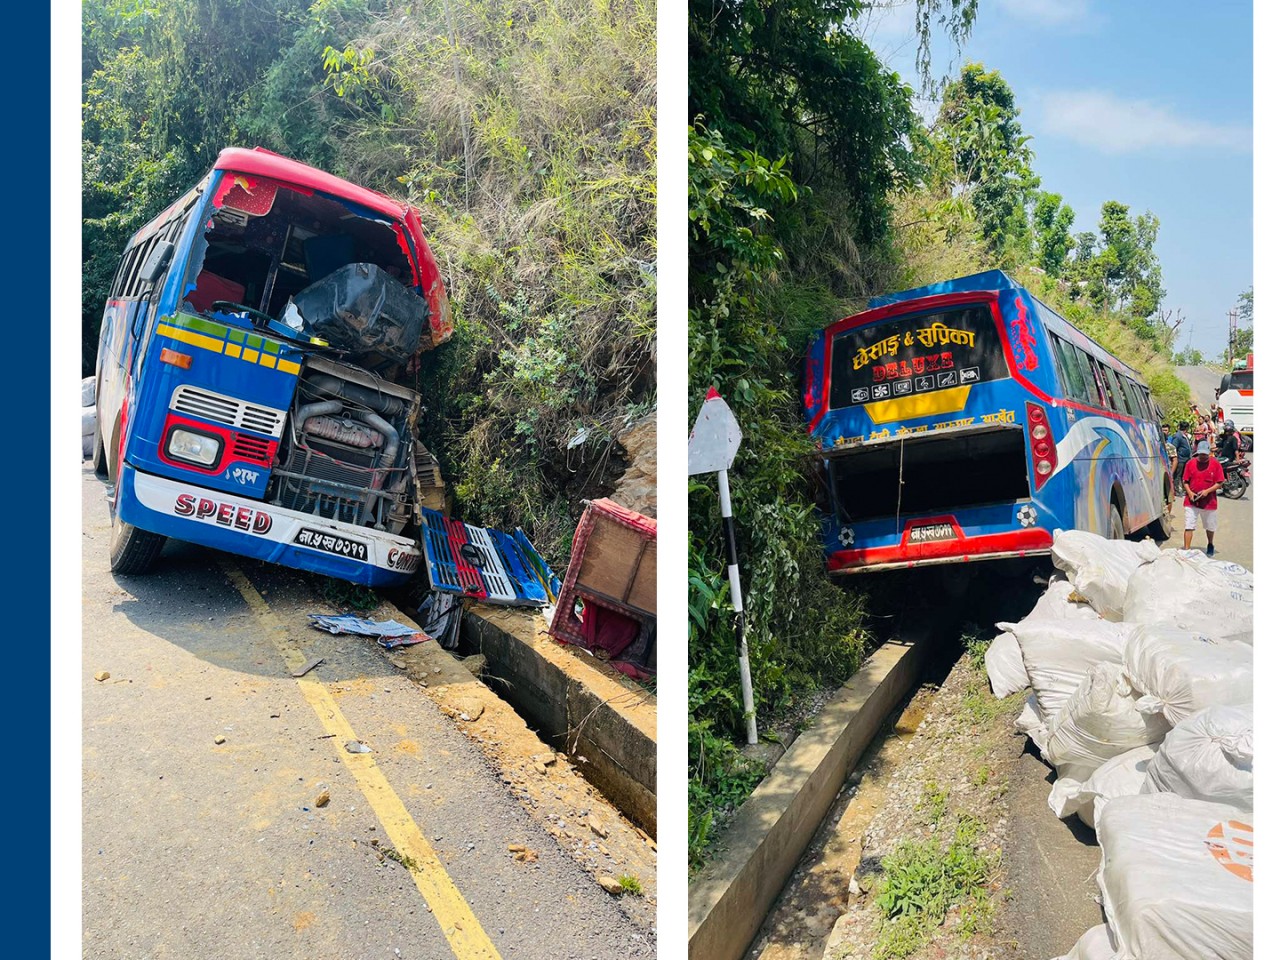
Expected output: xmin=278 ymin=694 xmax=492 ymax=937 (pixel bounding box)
xmin=213 ymin=735 xmax=227 ymax=745
xmin=308 ymin=614 xmax=429 ymax=649
xmin=345 ymin=740 xmax=372 ymax=754
xmin=94 ymin=671 xmax=110 ymax=682
xmin=597 ymin=873 xmax=623 ymax=895
xmin=291 ymin=657 xmax=324 ymax=678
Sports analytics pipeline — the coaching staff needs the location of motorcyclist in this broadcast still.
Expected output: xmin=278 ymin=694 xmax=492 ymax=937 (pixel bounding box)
xmin=1216 ymin=420 xmax=1241 ymax=464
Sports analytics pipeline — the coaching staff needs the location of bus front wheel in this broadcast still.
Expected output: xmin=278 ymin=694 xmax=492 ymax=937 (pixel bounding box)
xmin=109 ymin=509 xmax=166 ymax=575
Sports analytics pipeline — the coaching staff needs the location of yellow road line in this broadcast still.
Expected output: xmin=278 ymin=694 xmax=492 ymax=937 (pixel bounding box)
xmin=220 ymin=563 xmax=502 ymax=960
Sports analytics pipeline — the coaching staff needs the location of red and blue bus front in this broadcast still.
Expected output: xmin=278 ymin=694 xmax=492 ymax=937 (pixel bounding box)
xmin=113 ymin=310 xmax=421 ymax=586
xmin=105 ymin=151 xmax=451 ymax=585
xmin=803 ymin=270 xmax=1167 ymax=573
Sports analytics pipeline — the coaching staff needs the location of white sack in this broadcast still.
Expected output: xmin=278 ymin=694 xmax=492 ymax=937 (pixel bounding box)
xmin=1048 ymin=744 xmax=1157 ymax=829
xmin=1141 ymin=705 xmax=1252 ymax=812
xmin=81 ymin=375 xmax=97 ymax=407
xmin=1123 ymin=550 xmax=1253 ymax=645
xmin=1015 ymin=693 xmax=1050 ymax=754
xmin=1043 ymin=662 xmax=1169 ymax=781
xmin=985 ymin=630 xmax=1029 ymax=698
xmin=1051 ymin=924 xmax=1120 ymax=960
xmin=1051 ymin=529 xmax=1160 ymax=620
xmin=996 ymin=619 xmax=1134 ymax=725
xmin=1123 ymin=625 xmax=1253 ymax=726
xmin=1024 ymin=576 xmax=1103 ymax=622
xmin=1097 ymin=794 xmax=1251 ymax=960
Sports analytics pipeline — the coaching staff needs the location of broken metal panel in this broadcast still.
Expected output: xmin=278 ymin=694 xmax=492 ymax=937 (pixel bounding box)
xmin=549 ymin=498 xmax=657 ymax=678
xmin=418 ymin=507 xmax=556 ymax=607
xmin=211 ymin=174 xmax=282 ymax=216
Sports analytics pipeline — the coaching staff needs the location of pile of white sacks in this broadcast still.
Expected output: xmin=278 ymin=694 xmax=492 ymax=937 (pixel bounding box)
xmin=985 ymin=529 xmax=1253 ymax=960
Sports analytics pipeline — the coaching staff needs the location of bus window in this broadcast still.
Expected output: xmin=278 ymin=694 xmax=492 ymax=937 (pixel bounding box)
xmin=1086 ymin=355 xmax=1115 ymax=409
xmin=1102 ymin=366 xmax=1133 ymax=416
xmin=1050 ymin=334 xmax=1088 ymax=401
xmin=1069 ymin=344 xmax=1105 ymax=408
xmin=1122 ymin=377 xmax=1149 ymax=420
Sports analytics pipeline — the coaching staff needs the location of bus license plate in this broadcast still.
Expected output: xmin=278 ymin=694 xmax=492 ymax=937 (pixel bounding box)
xmin=908 ymin=523 xmax=957 ymax=544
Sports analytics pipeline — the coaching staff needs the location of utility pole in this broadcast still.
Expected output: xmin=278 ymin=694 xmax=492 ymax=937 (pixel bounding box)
xmin=1226 ymin=308 xmax=1238 ymax=364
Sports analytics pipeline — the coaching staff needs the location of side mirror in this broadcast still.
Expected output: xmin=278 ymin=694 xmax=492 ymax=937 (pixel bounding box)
xmin=139 ymin=240 xmax=175 ymax=287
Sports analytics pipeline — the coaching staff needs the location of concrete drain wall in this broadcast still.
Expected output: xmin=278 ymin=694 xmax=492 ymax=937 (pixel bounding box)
xmin=462 ymin=607 xmax=657 ymax=838
xmin=688 ymin=639 xmax=924 ymax=960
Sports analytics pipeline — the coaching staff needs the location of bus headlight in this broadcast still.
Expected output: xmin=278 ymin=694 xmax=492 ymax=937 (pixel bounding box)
xmin=167 ymin=428 xmax=222 ymax=467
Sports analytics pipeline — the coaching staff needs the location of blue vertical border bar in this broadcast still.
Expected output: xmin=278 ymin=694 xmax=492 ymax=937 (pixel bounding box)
xmin=19 ymin=4 xmax=52 ymax=952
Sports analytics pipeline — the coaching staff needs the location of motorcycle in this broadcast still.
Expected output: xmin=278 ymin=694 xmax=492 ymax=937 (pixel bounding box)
xmin=1219 ymin=457 xmax=1251 ymax=500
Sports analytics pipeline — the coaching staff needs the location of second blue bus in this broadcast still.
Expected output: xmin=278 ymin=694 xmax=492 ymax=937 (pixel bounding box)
xmin=802 ymin=270 xmax=1172 ymax=574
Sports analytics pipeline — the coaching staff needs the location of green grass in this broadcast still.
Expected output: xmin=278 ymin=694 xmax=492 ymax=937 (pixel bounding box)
xmin=618 ymin=874 xmax=643 ymax=895
xmin=917 ymin=782 xmax=948 ymax=828
xmin=870 ymin=815 xmax=996 ymax=960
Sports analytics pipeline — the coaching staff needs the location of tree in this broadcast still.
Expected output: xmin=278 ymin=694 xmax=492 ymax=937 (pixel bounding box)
xmin=1229 ymin=287 xmax=1253 ymax=361
xmin=1062 ymin=201 xmax=1167 ymax=349
xmin=1032 ymin=191 xmax=1074 ymax=278
xmin=928 ymin=63 xmax=1038 ymax=264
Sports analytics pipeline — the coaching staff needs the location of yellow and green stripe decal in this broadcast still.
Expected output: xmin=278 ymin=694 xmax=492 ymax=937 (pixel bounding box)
xmin=156 ymin=312 xmax=302 ymax=376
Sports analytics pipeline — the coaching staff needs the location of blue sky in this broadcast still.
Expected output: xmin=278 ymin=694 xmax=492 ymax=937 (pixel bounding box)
xmin=860 ymin=0 xmax=1253 ymax=359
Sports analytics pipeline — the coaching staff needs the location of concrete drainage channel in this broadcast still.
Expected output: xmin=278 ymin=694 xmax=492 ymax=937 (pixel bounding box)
xmin=687 ymin=638 xmax=928 ymax=960
xmin=384 ymin=591 xmax=655 ymax=844
xmin=460 ymin=607 xmax=658 ymax=838
xmin=689 ymin=563 xmax=1049 ymax=960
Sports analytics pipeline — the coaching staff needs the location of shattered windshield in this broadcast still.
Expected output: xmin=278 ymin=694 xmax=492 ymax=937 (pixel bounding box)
xmin=182 ymin=174 xmax=423 ymax=352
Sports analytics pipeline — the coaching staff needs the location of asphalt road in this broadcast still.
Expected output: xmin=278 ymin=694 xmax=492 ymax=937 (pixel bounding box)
xmin=1175 ymin=364 xmax=1225 ymax=412
xmin=81 ymin=464 xmax=654 ymax=960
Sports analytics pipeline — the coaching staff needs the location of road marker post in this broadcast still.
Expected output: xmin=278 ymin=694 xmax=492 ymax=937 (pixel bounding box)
xmin=688 ymin=388 xmax=757 ymax=745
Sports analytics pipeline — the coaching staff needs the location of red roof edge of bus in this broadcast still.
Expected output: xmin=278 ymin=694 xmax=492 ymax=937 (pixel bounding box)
xmin=214 ymin=147 xmax=410 ymax=222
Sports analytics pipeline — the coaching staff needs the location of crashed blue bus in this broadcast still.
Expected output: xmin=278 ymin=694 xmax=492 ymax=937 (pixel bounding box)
xmin=92 ymin=147 xmax=553 ymax=608
xmin=802 ymin=270 xmax=1172 ymax=574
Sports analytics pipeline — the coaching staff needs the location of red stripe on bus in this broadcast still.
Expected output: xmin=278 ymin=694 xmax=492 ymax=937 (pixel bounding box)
xmin=826 ymin=527 xmax=1053 ymax=570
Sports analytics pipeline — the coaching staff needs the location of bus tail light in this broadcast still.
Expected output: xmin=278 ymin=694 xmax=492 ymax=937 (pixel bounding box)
xmin=1027 ymin=401 xmax=1056 ymax=490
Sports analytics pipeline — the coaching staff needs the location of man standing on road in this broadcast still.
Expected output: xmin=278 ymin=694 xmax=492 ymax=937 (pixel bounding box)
xmin=1171 ymin=421 xmax=1193 ymax=495
xmin=1183 ymin=440 xmax=1226 ymax=556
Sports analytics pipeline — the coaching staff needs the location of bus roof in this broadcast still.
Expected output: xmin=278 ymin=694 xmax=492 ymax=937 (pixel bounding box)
xmin=867 ymin=269 xmax=1018 ymax=308
xmin=858 ymin=269 xmax=1145 ymax=385
xmin=213 ymin=147 xmax=412 ymax=222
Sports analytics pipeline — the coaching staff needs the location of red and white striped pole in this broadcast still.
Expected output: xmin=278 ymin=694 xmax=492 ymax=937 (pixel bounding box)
xmin=689 ymin=388 xmax=757 ymax=745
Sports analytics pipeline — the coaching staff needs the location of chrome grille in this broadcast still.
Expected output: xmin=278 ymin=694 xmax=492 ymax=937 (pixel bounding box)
xmin=170 ymin=385 xmax=286 ymax=438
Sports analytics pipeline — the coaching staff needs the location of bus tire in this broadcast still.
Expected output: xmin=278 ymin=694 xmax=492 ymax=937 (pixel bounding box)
xmin=109 ymin=512 xmax=166 ymax=575
xmin=91 ymin=427 xmax=108 ymax=480
xmin=1146 ymin=507 xmax=1174 ymax=540
xmin=1108 ymin=503 xmax=1125 ymax=541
